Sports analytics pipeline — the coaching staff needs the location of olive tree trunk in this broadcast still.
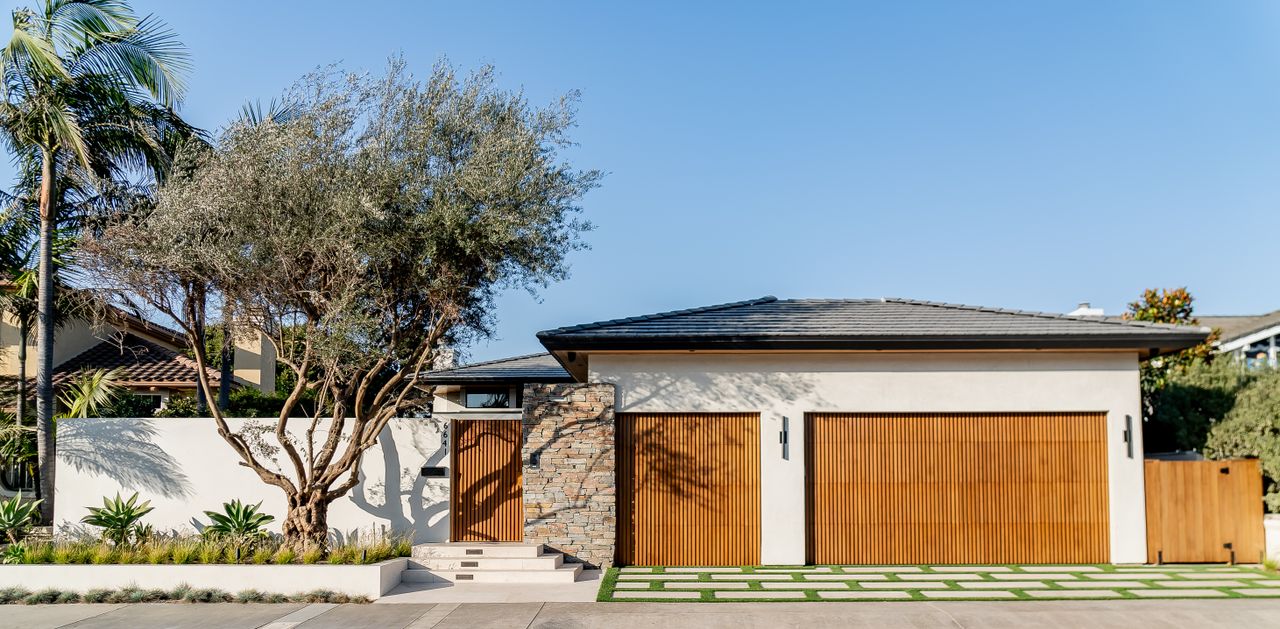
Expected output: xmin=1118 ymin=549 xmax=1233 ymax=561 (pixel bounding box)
xmin=282 ymin=490 xmax=332 ymax=548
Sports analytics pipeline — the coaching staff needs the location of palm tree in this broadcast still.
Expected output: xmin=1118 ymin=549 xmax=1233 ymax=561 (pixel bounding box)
xmin=0 ymin=1 xmax=190 ymax=522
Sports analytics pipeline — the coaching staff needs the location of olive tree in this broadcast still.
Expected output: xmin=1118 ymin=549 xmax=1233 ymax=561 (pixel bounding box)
xmin=83 ymin=59 xmax=599 ymax=545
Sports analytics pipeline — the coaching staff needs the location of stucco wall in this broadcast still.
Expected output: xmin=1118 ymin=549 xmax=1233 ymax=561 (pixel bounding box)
xmin=55 ymin=417 xmax=450 ymax=543
xmin=588 ymin=351 xmax=1147 ymax=565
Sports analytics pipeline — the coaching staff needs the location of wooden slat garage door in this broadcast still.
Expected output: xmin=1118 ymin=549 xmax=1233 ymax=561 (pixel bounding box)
xmin=451 ymin=419 xmax=524 ymax=542
xmin=617 ymin=413 xmax=760 ymax=566
xmin=806 ymin=412 xmax=1109 ymax=564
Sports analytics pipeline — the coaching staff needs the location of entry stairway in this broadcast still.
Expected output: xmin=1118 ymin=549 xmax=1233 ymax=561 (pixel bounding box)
xmin=403 ymin=543 xmax=582 ymax=584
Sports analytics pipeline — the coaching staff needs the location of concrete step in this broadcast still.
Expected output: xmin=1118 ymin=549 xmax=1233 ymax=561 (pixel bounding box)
xmin=412 ymin=542 xmax=545 ymax=559
xmin=402 ymin=563 xmax=582 ymax=584
xmin=412 ymin=554 xmax=563 ymax=570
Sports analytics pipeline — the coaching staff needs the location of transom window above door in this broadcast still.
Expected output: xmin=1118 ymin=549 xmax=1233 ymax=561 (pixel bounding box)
xmin=464 ymin=387 xmax=516 ymax=409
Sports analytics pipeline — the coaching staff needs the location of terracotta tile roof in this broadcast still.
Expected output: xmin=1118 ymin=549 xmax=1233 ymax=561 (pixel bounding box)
xmin=52 ymin=333 xmax=220 ymax=388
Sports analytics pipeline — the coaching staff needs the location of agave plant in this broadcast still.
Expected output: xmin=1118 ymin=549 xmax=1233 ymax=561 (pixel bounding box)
xmin=202 ymin=500 xmax=275 ymax=540
xmin=82 ymin=493 xmax=153 ymax=546
xmin=0 ymin=492 xmax=41 ymax=544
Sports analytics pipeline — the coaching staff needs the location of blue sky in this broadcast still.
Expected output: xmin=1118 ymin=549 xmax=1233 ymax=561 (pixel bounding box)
xmin=6 ymin=1 xmax=1280 ymax=362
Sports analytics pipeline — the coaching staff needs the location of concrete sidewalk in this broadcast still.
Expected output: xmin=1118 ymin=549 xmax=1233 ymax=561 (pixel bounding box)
xmin=4 ymin=599 xmax=1280 ymax=629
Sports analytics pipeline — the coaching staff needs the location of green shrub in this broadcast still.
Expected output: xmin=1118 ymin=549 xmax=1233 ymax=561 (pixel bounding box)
xmin=153 ymin=396 xmax=199 ymax=418
xmin=99 ymin=393 xmax=160 ymax=419
xmin=0 ymin=492 xmax=42 ymax=544
xmin=1205 ymin=368 xmax=1280 ymax=511
xmin=1147 ymin=358 xmax=1257 ymax=453
xmin=82 ymin=493 xmax=154 ymax=546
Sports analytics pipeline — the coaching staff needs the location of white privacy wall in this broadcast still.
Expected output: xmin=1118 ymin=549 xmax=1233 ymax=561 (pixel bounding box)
xmin=589 ymin=351 xmax=1147 ymax=565
xmin=55 ymin=417 xmax=450 ymax=543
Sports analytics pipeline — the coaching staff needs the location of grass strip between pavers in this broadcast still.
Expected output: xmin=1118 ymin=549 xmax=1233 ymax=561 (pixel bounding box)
xmin=602 ymin=563 xmax=1280 ymax=603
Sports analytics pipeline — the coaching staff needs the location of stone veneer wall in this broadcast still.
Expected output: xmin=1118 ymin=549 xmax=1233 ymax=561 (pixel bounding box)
xmin=522 ymin=383 xmax=616 ymax=569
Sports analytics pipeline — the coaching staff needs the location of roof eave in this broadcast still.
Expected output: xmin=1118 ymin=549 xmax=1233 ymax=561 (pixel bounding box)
xmin=538 ymin=333 xmax=1210 ymax=355
xmin=420 ymin=375 xmax=577 ymax=385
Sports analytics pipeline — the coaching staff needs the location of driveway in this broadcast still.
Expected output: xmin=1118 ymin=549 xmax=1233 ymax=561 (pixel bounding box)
xmin=3 ymin=599 xmax=1280 ymax=629
xmin=607 ymin=564 xmax=1280 ymax=601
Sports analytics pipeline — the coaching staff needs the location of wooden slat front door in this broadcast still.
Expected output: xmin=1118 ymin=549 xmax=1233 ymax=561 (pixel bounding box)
xmin=806 ymin=412 xmax=1110 ymax=565
xmin=1144 ymin=459 xmax=1264 ymax=563
xmin=451 ymin=419 xmax=524 ymax=542
xmin=617 ymin=413 xmax=761 ymax=566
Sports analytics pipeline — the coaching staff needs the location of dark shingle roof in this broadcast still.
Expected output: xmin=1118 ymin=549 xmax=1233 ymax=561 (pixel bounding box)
xmin=422 ymin=353 xmax=572 ymax=384
xmin=537 ymin=296 xmax=1210 ymax=353
xmin=53 ymin=333 xmax=220 ymax=387
xmin=1199 ymin=311 xmax=1280 ymax=343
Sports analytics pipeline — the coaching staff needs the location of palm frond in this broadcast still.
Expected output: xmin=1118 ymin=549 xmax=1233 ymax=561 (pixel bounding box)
xmin=67 ymin=14 xmax=190 ymax=106
xmin=46 ymin=0 xmax=136 ymax=52
xmin=1 ymin=15 xmax=68 ymax=83
xmin=238 ymin=99 xmax=300 ymax=127
xmin=57 ymin=367 xmax=122 ymax=418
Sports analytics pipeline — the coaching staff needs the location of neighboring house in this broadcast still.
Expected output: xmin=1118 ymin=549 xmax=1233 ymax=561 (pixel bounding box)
xmin=425 ymin=296 xmax=1208 ymax=568
xmin=1199 ymin=310 xmax=1280 ymax=368
xmin=0 ymin=304 xmax=276 ymax=410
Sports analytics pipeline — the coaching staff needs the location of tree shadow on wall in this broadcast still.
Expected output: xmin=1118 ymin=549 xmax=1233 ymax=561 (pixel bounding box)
xmin=347 ymin=419 xmax=450 ymax=544
xmin=59 ymin=418 xmax=192 ymax=499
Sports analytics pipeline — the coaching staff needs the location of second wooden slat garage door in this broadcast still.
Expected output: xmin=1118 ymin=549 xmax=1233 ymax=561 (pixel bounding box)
xmin=617 ymin=413 xmax=760 ymax=566
xmin=806 ymin=412 xmax=1109 ymax=565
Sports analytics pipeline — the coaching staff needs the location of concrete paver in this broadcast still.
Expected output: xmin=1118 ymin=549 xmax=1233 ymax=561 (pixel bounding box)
xmin=859 ymin=581 xmax=951 ymax=589
xmin=1090 ymin=573 xmax=1172 ymax=580
xmin=1161 ymin=580 xmax=1245 ymax=587
xmin=1235 ymin=588 xmax=1280 ymax=596
xmin=758 ymin=582 xmax=851 ymax=589
xmin=1055 ymin=581 xmax=1147 ymax=588
xmin=960 ymin=581 xmax=1048 ymax=589
xmin=801 ymin=573 xmax=887 ymax=580
xmin=1130 ymin=589 xmax=1228 ymax=598
xmin=611 ymin=591 xmax=702 ymax=600
xmin=922 ymin=590 xmax=1018 ymax=599
xmin=816 ymin=590 xmax=912 ymax=599
xmin=1026 ymin=589 xmax=1123 ymax=598
xmin=712 ymin=591 xmax=806 ymax=599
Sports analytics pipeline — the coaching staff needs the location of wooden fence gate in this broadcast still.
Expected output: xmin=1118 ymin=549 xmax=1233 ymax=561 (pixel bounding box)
xmin=1144 ymin=459 xmax=1264 ymax=564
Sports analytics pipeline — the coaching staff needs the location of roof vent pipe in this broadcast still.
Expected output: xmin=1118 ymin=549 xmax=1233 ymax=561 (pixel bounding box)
xmin=1068 ymin=302 xmax=1105 ymax=317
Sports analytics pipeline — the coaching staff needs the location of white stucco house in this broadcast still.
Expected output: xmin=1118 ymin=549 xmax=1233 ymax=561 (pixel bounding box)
xmin=55 ymin=296 xmax=1211 ymax=569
